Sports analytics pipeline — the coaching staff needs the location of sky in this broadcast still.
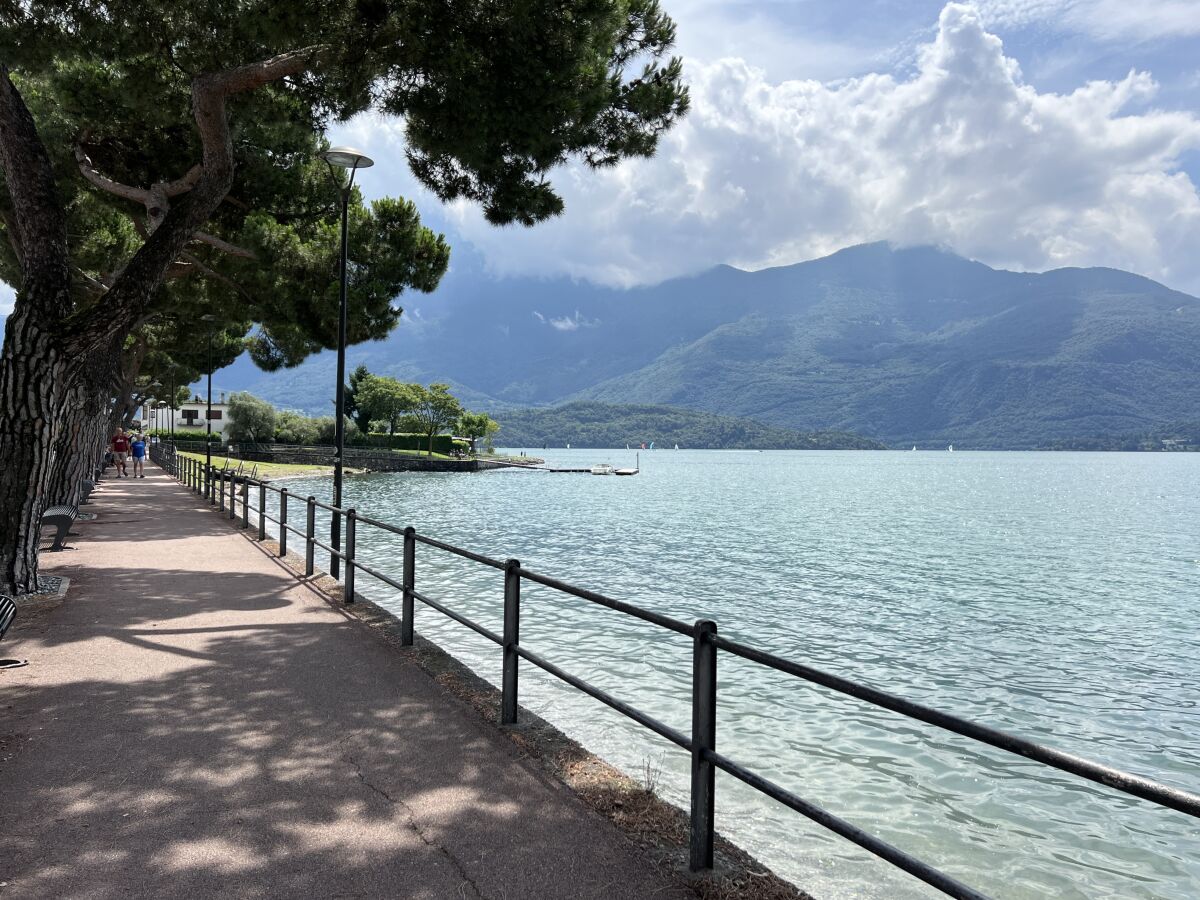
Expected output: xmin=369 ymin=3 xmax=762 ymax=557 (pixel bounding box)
xmin=2 ymin=0 xmax=1198 ymax=316
xmin=334 ymin=0 xmax=1200 ymax=295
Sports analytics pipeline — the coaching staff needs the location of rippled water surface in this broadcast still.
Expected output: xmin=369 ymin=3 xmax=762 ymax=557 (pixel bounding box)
xmin=272 ymin=450 xmax=1199 ymax=899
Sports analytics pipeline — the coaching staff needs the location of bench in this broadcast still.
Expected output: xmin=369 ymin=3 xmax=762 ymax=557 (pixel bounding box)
xmin=0 ymin=594 xmax=26 ymax=669
xmin=41 ymin=505 xmax=79 ymax=551
xmin=0 ymin=594 xmax=13 ymax=641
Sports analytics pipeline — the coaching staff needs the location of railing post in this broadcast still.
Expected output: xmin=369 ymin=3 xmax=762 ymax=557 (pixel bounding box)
xmin=305 ymin=496 xmax=316 ymax=577
xmin=344 ymin=510 xmax=356 ymax=604
xmin=690 ymin=619 xmax=718 ymax=872
xmin=401 ymin=526 xmax=415 ymax=645
xmin=229 ymin=474 xmax=238 ymax=520
xmin=257 ymin=483 xmax=266 ymax=537
xmin=502 ymin=558 xmax=521 ymax=725
xmin=279 ymin=489 xmax=288 ymax=557
xmin=218 ymin=470 xmax=225 ymax=511
xmin=240 ymin=479 xmax=249 ymax=528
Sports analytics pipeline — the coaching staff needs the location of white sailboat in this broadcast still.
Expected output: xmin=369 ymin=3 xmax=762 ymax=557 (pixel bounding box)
xmin=948 ymin=444 xmax=954 ymax=452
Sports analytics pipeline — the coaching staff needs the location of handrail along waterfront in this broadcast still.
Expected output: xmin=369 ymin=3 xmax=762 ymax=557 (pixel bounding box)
xmin=150 ymin=442 xmax=1200 ymax=900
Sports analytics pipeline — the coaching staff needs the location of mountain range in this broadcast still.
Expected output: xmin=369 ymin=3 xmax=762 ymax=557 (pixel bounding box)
xmin=219 ymin=242 xmax=1200 ymax=448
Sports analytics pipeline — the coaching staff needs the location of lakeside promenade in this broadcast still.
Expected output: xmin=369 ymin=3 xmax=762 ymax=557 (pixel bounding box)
xmin=0 ymin=470 xmax=690 ymax=899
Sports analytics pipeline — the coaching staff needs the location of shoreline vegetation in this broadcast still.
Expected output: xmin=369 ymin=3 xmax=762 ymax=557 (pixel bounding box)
xmin=176 ymin=449 xmax=544 ymax=480
xmin=493 ymin=402 xmax=887 ymax=450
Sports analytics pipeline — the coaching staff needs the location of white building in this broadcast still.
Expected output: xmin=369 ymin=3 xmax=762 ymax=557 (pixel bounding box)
xmin=138 ymin=392 xmax=233 ymax=439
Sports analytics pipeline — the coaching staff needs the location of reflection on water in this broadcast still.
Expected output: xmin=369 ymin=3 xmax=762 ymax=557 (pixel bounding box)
xmin=265 ymin=450 xmax=1200 ymax=899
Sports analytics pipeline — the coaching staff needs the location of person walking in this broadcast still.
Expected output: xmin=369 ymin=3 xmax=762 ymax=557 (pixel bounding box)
xmin=130 ymin=432 xmax=147 ymax=478
xmin=111 ymin=429 xmax=131 ymax=477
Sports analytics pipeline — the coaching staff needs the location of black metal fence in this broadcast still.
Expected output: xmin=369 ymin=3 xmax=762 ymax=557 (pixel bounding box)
xmin=151 ymin=443 xmax=1200 ymax=900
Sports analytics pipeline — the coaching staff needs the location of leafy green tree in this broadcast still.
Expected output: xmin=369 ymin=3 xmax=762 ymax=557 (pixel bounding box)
xmin=402 ymin=384 xmax=465 ymax=455
xmin=274 ymin=410 xmax=321 ymax=445
xmin=228 ymin=393 xmax=277 ymax=444
xmin=0 ymin=0 xmax=687 ymax=593
xmin=358 ymin=375 xmax=421 ymax=435
xmin=344 ymin=365 xmax=374 ymax=435
xmin=314 ymin=416 xmax=358 ymax=446
xmin=458 ymin=411 xmax=500 ymax=454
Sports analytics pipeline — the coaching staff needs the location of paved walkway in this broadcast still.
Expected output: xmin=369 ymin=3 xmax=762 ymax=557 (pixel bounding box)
xmin=0 ymin=468 xmax=688 ymax=899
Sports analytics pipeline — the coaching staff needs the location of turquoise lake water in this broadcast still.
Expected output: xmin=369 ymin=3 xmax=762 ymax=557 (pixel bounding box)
xmin=267 ymin=450 xmax=1199 ymax=899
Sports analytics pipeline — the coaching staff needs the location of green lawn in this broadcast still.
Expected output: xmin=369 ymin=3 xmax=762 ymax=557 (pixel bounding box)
xmin=177 ymin=452 xmax=334 ymax=479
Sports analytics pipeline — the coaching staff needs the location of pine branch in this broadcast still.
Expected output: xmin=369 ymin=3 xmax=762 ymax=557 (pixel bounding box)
xmin=66 ymin=45 xmax=328 ymax=354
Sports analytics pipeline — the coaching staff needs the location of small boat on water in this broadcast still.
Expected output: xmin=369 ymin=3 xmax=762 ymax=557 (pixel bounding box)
xmin=590 ymin=463 xmax=615 ymax=475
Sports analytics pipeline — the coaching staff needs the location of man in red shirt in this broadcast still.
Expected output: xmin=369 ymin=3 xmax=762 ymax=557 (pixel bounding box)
xmin=111 ymin=429 xmax=131 ymax=477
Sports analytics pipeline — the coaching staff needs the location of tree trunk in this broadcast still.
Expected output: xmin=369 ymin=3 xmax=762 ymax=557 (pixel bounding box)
xmin=46 ymin=342 xmax=118 ymax=506
xmin=0 ymin=306 xmax=68 ymax=594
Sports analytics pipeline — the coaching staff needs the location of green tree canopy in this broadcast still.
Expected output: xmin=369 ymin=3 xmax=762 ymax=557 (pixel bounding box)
xmin=357 ymin=374 xmax=421 ymax=435
xmin=458 ymin=410 xmax=500 ymax=452
xmin=227 ymin=392 xmax=277 ymax=443
xmin=344 ymin=364 xmax=374 ymax=434
xmin=402 ymin=383 xmax=465 ymax=455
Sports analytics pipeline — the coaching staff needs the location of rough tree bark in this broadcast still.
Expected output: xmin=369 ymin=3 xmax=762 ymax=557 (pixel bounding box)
xmin=0 ymin=66 xmax=73 ymax=593
xmin=46 ymin=337 xmax=122 ymax=505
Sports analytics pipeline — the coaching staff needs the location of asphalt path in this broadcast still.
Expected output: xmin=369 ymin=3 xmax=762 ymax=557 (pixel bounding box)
xmin=0 ymin=467 xmax=688 ymax=899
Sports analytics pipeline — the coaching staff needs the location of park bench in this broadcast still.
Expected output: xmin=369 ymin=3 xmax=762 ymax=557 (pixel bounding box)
xmin=0 ymin=594 xmax=14 ymax=641
xmin=41 ymin=505 xmax=79 ymax=552
xmin=0 ymin=594 xmax=26 ymax=669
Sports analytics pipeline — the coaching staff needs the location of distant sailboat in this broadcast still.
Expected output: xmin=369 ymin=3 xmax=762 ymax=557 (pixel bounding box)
xmin=948 ymin=444 xmax=954 ymax=452
xmin=911 ymin=446 xmax=917 ymax=451
xmin=674 ymin=444 xmax=679 ymax=450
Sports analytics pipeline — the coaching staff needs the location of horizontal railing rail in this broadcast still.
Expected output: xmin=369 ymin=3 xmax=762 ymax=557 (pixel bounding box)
xmin=148 ymin=441 xmax=1200 ymax=900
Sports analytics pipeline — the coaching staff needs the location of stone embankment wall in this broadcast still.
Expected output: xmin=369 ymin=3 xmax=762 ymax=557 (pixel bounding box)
xmin=234 ymin=445 xmax=526 ymax=473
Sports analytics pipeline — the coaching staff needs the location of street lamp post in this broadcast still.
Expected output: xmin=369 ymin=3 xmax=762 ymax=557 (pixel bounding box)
xmin=200 ymin=315 xmax=218 ymax=476
xmin=145 ymin=381 xmax=162 ymax=434
xmin=168 ymin=371 xmax=176 ymax=437
xmin=322 ymin=146 xmax=373 ymax=579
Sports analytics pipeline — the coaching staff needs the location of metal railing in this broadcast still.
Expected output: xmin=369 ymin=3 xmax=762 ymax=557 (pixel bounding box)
xmin=151 ymin=443 xmax=1200 ymax=899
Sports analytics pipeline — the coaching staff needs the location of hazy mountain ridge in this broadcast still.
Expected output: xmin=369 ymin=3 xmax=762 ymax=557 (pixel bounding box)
xmin=226 ymin=242 xmax=1200 ymax=448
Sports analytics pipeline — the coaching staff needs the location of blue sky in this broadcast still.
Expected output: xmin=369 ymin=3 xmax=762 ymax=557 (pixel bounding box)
xmin=2 ymin=0 xmax=1198 ymax=315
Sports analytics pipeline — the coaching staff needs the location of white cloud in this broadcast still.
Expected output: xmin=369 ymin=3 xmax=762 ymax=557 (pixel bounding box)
xmin=972 ymin=0 xmax=1200 ymax=42
xmin=531 ymin=310 xmax=601 ymax=331
xmin=0 ymin=284 xmax=13 ymax=315
xmin=438 ymin=2 xmax=1200 ymax=292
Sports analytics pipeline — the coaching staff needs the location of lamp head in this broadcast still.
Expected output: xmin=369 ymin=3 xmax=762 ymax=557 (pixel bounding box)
xmin=322 ymin=146 xmax=374 ymax=169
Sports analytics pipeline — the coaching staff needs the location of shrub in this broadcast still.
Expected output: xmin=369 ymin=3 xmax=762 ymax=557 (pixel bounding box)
xmin=356 ymin=432 xmax=467 ymax=454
